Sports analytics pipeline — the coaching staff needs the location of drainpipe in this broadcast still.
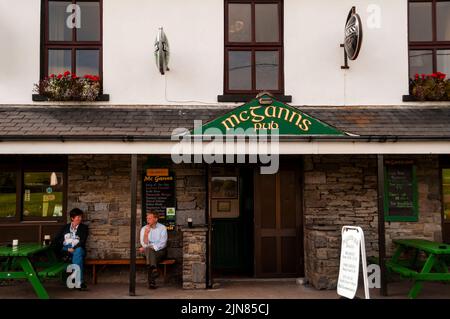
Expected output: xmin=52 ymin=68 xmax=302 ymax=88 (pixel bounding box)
xmin=377 ymin=154 xmax=387 ymax=296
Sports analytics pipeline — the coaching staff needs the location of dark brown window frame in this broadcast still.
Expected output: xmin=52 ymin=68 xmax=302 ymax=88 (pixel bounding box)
xmin=408 ymin=0 xmax=450 ymax=78
xmin=223 ymin=0 xmax=286 ymax=98
xmin=41 ymin=0 xmax=103 ymax=80
xmin=0 ymin=156 xmax=68 ymax=224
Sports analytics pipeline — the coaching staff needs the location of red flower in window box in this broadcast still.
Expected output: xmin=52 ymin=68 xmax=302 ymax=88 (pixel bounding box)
xmin=33 ymin=72 xmax=101 ymax=101
xmin=411 ymin=71 xmax=449 ymax=101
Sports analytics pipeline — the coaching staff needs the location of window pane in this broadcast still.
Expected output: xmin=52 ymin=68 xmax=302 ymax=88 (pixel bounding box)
xmin=0 ymin=172 xmax=16 ymax=218
xmin=77 ymin=1 xmax=100 ymax=41
xmin=228 ymin=4 xmax=251 ymax=42
xmin=49 ymin=1 xmax=72 ymax=41
xmin=409 ymin=2 xmax=432 ymax=41
xmin=76 ymin=49 xmax=99 ymax=76
xmin=23 ymin=172 xmax=64 ymax=218
xmin=48 ymin=49 xmax=72 ymax=75
xmin=443 ymin=169 xmax=450 ymax=222
xmin=255 ymin=4 xmax=279 ymax=42
xmin=228 ymin=51 xmax=252 ymax=90
xmin=437 ymin=1 xmax=450 ymax=41
xmin=437 ymin=50 xmax=450 ymax=78
xmin=256 ymin=51 xmax=279 ymax=90
xmin=409 ymin=50 xmax=433 ymax=78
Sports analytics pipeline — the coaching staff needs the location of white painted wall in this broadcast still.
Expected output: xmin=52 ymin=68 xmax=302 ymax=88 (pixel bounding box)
xmin=0 ymin=0 xmax=409 ymax=105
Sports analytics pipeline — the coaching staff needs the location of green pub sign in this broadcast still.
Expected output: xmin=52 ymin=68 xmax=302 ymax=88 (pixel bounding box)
xmin=196 ymin=94 xmax=346 ymax=136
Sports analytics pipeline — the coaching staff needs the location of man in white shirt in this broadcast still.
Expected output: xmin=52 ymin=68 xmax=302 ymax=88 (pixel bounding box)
xmin=139 ymin=211 xmax=168 ymax=289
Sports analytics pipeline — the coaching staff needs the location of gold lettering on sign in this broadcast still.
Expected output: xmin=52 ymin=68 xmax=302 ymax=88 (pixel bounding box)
xmin=299 ymin=119 xmax=312 ymax=131
xmin=221 ymin=114 xmax=240 ymax=130
xmin=239 ymin=110 xmax=250 ymax=122
xmin=220 ymin=105 xmax=311 ymax=132
xmin=277 ymin=107 xmax=290 ymax=121
xmin=264 ymin=106 xmax=277 ymax=118
xmin=250 ymin=106 xmax=264 ymax=123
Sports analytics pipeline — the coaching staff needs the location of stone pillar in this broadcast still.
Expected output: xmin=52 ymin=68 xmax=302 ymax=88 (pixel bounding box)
xmin=182 ymin=227 xmax=207 ymax=289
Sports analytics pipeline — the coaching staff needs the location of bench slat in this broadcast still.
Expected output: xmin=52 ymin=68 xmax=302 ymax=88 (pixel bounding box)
xmin=386 ymin=261 xmax=418 ymax=278
xmin=38 ymin=262 xmax=68 ymax=277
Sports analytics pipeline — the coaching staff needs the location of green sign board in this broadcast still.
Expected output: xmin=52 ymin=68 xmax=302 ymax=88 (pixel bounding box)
xmin=194 ymin=95 xmax=346 ymax=136
xmin=384 ymin=160 xmax=419 ymax=222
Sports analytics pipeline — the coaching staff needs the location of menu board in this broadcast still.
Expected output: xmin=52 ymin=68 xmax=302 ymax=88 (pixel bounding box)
xmin=143 ymin=168 xmax=176 ymax=231
xmin=384 ymin=160 xmax=418 ymax=222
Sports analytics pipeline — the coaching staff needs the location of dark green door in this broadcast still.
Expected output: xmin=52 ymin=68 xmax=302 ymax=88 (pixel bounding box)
xmin=211 ymin=168 xmax=253 ymax=275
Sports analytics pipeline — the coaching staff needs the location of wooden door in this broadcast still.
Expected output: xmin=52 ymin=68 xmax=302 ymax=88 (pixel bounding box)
xmin=254 ymin=161 xmax=303 ymax=277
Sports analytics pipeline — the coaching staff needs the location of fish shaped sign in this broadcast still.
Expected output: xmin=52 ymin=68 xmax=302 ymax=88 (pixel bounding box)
xmin=155 ymin=27 xmax=170 ymax=75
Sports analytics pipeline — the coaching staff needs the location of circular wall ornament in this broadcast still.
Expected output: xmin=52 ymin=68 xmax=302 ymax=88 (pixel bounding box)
xmin=344 ymin=7 xmax=363 ymax=61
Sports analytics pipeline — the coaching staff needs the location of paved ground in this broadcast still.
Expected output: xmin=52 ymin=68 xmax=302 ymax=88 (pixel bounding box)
xmin=1 ymin=279 xmax=450 ymax=299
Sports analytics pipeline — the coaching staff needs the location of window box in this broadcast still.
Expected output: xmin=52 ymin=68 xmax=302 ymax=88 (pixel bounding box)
xmin=32 ymin=93 xmax=110 ymax=102
xmin=33 ymin=71 xmax=108 ymax=102
xmin=405 ymin=72 xmax=450 ymax=102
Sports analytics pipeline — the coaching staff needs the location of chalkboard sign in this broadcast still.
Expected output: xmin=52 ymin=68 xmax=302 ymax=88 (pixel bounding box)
xmin=142 ymin=168 xmax=176 ymax=231
xmin=384 ymin=160 xmax=418 ymax=222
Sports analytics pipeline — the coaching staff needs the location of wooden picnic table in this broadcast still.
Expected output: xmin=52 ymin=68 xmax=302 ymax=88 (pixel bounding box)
xmin=386 ymin=239 xmax=450 ymax=299
xmin=0 ymin=243 xmax=68 ymax=299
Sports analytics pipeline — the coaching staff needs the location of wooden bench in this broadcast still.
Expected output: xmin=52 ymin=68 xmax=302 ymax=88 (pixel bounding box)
xmin=85 ymin=258 xmax=175 ymax=284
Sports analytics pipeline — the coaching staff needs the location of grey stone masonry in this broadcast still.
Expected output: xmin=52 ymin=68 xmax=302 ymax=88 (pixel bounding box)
xmin=67 ymin=155 xmax=207 ymax=284
xmin=303 ymin=155 xmax=442 ymax=290
xmin=182 ymin=227 xmax=207 ymax=289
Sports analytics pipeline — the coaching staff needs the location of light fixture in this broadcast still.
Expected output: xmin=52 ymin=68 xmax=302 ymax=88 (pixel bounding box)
xmin=155 ymin=27 xmax=170 ymax=75
xmin=50 ymin=172 xmax=58 ymax=186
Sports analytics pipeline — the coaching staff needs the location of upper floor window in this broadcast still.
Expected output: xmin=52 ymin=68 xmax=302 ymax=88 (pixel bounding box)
xmin=43 ymin=0 xmax=102 ymax=79
xmin=224 ymin=0 xmax=284 ymax=95
xmin=409 ymin=0 xmax=450 ymax=78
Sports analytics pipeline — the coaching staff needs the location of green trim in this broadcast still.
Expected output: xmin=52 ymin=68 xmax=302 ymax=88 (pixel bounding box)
xmin=384 ymin=164 xmax=419 ymax=222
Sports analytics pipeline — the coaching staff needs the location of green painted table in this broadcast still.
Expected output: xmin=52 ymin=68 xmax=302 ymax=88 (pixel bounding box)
xmin=0 ymin=243 xmax=67 ymax=299
xmin=387 ymin=239 xmax=450 ymax=299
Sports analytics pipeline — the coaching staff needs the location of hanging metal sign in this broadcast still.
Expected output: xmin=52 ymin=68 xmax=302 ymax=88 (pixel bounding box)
xmin=155 ymin=27 xmax=170 ymax=75
xmin=341 ymin=7 xmax=363 ymax=69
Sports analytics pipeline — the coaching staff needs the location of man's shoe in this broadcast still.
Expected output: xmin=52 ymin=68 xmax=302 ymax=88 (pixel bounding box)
xmin=77 ymin=283 xmax=88 ymax=291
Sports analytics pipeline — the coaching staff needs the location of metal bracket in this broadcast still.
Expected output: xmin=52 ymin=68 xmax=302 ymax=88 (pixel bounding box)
xmin=340 ymin=44 xmax=349 ymax=69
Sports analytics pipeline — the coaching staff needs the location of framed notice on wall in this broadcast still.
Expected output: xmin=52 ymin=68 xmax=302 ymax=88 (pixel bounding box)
xmin=384 ymin=160 xmax=418 ymax=222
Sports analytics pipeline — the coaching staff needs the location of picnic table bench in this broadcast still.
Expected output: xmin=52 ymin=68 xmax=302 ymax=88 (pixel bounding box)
xmin=0 ymin=243 xmax=69 ymax=299
xmin=85 ymin=258 xmax=176 ymax=284
xmin=386 ymin=239 xmax=450 ymax=299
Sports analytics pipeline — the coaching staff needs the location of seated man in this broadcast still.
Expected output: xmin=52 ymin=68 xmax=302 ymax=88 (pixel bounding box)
xmin=53 ymin=208 xmax=89 ymax=290
xmin=139 ymin=211 xmax=168 ymax=289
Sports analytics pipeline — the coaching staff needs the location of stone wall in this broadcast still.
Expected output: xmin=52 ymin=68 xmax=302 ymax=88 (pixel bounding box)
xmin=182 ymin=228 xmax=207 ymax=289
xmin=303 ymin=155 xmax=442 ymax=290
xmin=67 ymin=155 xmax=206 ymax=284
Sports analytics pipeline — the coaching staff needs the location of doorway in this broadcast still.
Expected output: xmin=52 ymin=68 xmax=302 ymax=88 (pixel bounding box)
xmin=254 ymin=158 xmax=304 ymax=277
xmin=209 ymin=158 xmax=304 ymax=279
xmin=441 ymin=156 xmax=450 ymax=243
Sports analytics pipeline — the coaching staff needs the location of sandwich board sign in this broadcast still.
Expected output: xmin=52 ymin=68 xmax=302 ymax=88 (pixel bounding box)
xmin=337 ymin=226 xmax=370 ymax=299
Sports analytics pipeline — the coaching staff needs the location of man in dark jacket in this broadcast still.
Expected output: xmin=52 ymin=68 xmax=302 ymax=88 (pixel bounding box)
xmin=53 ymin=208 xmax=88 ymax=290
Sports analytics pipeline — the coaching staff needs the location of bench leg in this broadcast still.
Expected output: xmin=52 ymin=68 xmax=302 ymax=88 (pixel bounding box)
xmin=93 ymin=265 xmax=97 ymax=285
xmin=18 ymin=257 xmax=49 ymax=300
xmin=408 ymin=254 xmax=436 ymax=299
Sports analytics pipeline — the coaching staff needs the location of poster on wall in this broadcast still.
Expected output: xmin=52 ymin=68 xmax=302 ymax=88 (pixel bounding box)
xmin=143 ymin=168 xmax=176 ymax=231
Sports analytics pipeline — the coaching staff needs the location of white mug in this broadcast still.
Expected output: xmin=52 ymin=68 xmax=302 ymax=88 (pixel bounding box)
xmin=12 ymin=239 xmax=18 ymax=247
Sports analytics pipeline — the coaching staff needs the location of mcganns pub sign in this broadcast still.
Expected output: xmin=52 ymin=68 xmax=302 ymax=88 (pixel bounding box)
xmin=196 ymin=94 xmax=346 ymax=136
